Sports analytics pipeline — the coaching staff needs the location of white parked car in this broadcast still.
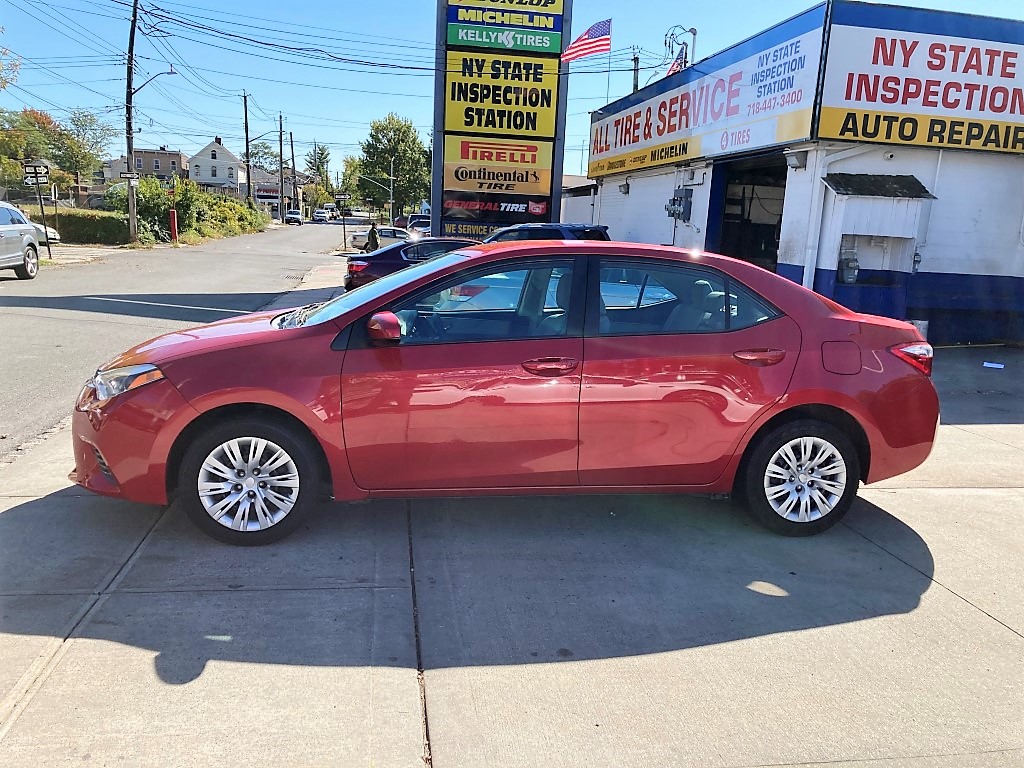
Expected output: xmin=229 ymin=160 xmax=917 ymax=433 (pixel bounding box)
xmin=350 ymin=226 xmax=412 ymax=252
xmin=284 ymin=209 xmax=303 ymax=225
xmin=30 ymin=220 xmax=60 ymax=245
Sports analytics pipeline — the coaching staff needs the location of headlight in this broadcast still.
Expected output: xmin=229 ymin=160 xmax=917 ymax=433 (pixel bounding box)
xmin=91 ymin=364 xmax=165 ymax=402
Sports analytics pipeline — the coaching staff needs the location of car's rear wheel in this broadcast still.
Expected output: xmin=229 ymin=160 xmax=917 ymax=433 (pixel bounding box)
xmin=14 ymin=245 xmax=38 ymax=280
xmin=178 ymin=418 xmax=321 ymax=545
xmin=741 ymin=420 xmax=860 ymax=536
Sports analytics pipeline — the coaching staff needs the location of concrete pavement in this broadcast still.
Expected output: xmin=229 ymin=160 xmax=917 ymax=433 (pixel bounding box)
xmin=0 ymin=272 xmax=1021 ymax=766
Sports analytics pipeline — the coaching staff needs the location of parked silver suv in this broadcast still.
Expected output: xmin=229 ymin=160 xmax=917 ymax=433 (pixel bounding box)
xmin=0 ymin=201 xmax=40 ymax=280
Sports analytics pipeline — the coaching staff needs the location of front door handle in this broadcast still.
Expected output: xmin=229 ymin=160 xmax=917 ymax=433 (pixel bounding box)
xmin=522 ymin=357 xmax=579 ymax=376
xmin=734 ymin=348 xmax=786 ymax=366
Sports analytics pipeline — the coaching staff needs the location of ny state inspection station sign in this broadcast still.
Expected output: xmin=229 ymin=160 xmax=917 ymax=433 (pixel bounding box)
xmin=434 ymin=0 xmax=571 ymax=238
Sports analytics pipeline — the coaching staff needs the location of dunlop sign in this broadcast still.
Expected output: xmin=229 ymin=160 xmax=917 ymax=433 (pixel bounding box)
xmin=819 ymin=5 xmax=1024 ymax=154
xmin=434 ymin=0 xmax=570 ymax=236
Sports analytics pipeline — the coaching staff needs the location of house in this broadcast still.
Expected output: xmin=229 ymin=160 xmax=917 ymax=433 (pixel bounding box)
xmin=189 ymin=137 xmax=246 ymax=195
xmin=102 ymin=147 xmax=189 ymax=183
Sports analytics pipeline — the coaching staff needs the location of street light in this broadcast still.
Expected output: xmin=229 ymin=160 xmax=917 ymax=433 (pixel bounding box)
xmin=125 ymin=65 xmax=177 ymax=242
xmin=357 ymin=157 xmax=395 ymax=224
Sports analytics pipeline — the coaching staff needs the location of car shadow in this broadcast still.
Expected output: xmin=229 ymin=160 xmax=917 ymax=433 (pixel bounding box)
xmin=0 ymin=490 xmax=933 ymax=685
xmin=0 ymin=289 xmax=342 ymax=323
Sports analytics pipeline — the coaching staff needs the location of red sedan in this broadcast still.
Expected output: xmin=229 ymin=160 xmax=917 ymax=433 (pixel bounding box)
xmin=71 ymin=242 xmax=939 ymax=545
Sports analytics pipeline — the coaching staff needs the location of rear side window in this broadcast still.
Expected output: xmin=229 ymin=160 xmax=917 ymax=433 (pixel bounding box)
xmin=727 ymin=281 xmax=778 ymax=330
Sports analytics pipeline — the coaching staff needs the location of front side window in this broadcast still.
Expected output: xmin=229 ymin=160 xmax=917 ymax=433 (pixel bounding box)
xmin=8 ymin=209 xmax=27 ymax=225
xmin=0 ymin=208 xmax=13 ymax=226
xmin=390 ymin=260 xmax=575 ymax=345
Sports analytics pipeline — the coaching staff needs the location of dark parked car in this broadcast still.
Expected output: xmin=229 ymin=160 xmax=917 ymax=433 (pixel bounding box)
xmin=72 ymin=241 xmax=938 ymax=545
xmin=483 ymin=223 xmax=610 ymax=243
xmin=345 ymin=237 xmax=478 ymax=290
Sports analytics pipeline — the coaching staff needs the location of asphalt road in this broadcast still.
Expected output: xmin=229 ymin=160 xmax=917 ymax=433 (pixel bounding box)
xmin=0 ymin=223 xmax=345 ymax=462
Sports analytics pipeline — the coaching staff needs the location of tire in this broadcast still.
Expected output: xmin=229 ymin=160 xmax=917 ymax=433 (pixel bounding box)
xmin=178 ymin=417 xmax=321 ymax=545
xmin=14 ymin=245 xmax=38 ymax=280
xmin=741 ymin=419 xmax=860 ymax=536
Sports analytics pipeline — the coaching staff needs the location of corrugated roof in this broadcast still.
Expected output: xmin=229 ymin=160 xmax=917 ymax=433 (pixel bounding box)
xmin=823 ymin=173 xmax=936 ymax=199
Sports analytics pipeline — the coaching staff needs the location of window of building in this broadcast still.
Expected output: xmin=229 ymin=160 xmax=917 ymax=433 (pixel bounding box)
xmin=227 ymin=166 xmax=234 ymax=179
xmin=153 ymin=159 xmax=160 ymax=170
xmin=211 ymin=150 xmax=218 ymax=160
xmin=170 ymin=160 xmax=177 ymax=171
xmin=135 ymin=157 xmax=143 ymax=169
xmin=211 ymin=166 xmax=217 ymax=178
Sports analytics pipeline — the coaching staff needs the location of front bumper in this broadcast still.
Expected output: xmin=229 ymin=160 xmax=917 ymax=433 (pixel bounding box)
xmin=71 ymin=377 xmax=199 ymax=505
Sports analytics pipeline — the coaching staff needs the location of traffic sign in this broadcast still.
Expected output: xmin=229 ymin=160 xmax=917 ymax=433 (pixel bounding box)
xmin=23 ymin=163 xmax=49 ymax=175
xmin=120 ymin=171 xmax=141 ymax=180
xmin=24 ymin=174 xmax=49 ymax=186
xmin=334 ymin=194 xmax=351 ymax=201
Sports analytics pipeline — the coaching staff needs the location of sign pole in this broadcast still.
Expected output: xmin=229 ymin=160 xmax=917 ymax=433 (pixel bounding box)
xmin=34 ymin=177 xmax=53 ymax=261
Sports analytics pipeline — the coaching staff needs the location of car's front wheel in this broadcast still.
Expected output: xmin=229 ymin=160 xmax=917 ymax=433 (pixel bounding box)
xmin=14 ymin=245 xmax=38 ymax=280
xmin=741 ymin=420 xmax=860 ymax=536
xmin=178 ymin=418 xmax=321 ymax=545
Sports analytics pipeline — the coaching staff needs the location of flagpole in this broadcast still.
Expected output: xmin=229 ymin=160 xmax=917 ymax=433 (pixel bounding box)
xmin=605 ymin=47 xmax=612 ymax=103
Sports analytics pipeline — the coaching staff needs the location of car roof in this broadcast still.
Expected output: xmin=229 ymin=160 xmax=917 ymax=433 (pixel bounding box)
xmin=496 ymin=222 xmax=606 ymax=230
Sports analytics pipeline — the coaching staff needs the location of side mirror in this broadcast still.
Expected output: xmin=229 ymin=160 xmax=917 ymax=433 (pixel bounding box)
xmin=367 ymin=311 xmax=402 ymax=345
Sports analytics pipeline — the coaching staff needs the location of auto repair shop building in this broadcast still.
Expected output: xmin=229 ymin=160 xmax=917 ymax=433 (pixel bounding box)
xmin=577 ymin=1 xmax=1024 ymax=344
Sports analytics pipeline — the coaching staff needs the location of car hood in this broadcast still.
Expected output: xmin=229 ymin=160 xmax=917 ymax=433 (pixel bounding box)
xmin=100 ymin=310 xmax=287 ymax=370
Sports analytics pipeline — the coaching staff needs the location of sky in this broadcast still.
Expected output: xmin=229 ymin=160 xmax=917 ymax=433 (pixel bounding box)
xmin=2 ymin=0 xmax=1024 ymax=179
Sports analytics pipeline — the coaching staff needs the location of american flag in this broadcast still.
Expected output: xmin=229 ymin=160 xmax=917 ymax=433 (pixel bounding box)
xmin=560 ymin=19 xmax=612 ymax=63
xmin=665 ymin=45 xmax=687 ymax=77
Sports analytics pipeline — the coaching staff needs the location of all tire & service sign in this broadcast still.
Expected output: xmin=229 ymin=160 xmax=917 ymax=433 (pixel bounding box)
xmin=588 ymin=5 xmax=825 ymax=177
xmin=434 ymin=0 xmax=571 ymax=238
xmin=818 ymin=3 xmax=1024 ymax=154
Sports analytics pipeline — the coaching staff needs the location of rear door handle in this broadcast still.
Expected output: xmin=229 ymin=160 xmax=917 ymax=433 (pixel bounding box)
xmin=522 ymin=357 xmax=579 ymax=376
xmin=734 ymin=348 xmax=786 ymax=366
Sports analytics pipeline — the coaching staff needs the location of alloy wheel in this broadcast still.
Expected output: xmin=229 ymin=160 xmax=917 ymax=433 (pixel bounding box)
xmin=197 ymin=436 xmax=300 ymax=532
xmin=762 ymin=436 xmax=847 ymax=523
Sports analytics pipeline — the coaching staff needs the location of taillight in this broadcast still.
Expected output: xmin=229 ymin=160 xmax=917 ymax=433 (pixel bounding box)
xmin=890 ymin=342 xmax=933 ymax=376
xmin=348 ymin=260 xmax=369 ymax=272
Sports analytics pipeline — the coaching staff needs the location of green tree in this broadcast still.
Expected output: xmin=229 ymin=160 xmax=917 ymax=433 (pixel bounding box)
xmin=359 ymin=113 xmax=429 ymax=217
xmin=338 ymin=155 xmax=362 ymax=202
xmin=243 ymin=140 xmax=279 ymax=173
xmin=304 ymin=143 xmax=331 ymax=187
xmin=51 ymin=109 xmax=117 ymax=185
xmin=302 ymin=182 xmax=332 ymax=208
xmin=1 ymin=27 xmax=19 ymax=90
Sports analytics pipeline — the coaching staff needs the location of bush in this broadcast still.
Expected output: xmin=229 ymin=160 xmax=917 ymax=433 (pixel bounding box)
xmin=52 ymin=209 xmax=129 ymax=245
xmin=101 ymin=179 xmax=269 ymax=243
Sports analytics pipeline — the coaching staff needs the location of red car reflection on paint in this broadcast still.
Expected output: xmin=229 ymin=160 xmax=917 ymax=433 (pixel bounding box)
xmin=71 ymin=242 xmax=938 ymax=545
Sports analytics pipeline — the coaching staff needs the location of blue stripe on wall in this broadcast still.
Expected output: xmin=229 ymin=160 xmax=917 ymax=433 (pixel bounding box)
xmin=832 ymin=0 xmax=1024 ymax=46
xmin=808 ymin=267 xmax=1024 ymax=344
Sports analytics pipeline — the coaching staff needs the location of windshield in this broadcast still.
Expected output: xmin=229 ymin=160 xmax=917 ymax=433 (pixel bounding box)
xmin=299 ymin=251 xmax=469 ymax=327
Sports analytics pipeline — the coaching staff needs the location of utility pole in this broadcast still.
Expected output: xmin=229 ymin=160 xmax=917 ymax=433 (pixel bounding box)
xmin=289 ymin=131 xmax=298 ymax=210
xmin=389 ymin=155 xmax=395 ymax=226
xmin=278 ymin=113 xmax=285 ymax=220
xmin=632 ymin=48 xmax=640 ymax=93
xmin=125 ymin=0 xmax=140 ymax=242
xmin=243 ymin=91 xmax=252 ymax=205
